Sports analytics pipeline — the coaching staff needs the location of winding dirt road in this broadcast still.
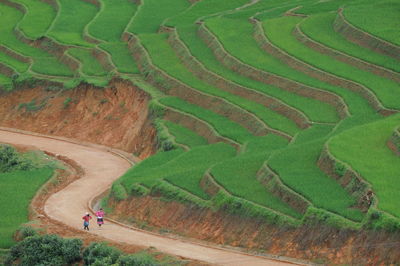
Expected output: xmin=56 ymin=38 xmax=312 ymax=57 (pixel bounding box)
xmin=0 ymin=128 xmax=297 ymax=265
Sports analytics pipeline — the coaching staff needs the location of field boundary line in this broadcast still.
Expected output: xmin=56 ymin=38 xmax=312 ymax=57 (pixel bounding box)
xmin=157 ymin=119 xmax=190 ymax=151
xmin=158 ymin=100 xmax=241 ymax=148
xmin=296 ymin=18 xmax=400 ymax=83
xmin=334 ymin=8 xmax=400 ymax=61
xmin=257 ymin=161 xmax=312 ymax=214
xmin=252 ymin=18 xmax=398 ymax=116
xmin=167 ymin=27 xmax=312 ymax=130
xmin=197 ymin=21 xmax=349 ymax=120
xmin=204 ymin=170 xmax=302 ymax=222
xmin=126 ymin=33 xmax=274 ymax=138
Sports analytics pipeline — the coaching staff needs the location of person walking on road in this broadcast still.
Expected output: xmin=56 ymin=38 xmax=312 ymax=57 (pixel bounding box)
xmin=95 ymin=208 xmax=105 ymax=227
xmin=82 ymin=212 xmax=92 ymax=231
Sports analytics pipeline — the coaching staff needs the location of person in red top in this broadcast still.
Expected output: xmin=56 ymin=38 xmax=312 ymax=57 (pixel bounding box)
xmin=82 ymin=212 xmax=92 ymax=231
xmin=95 ymin=208 xmax=105 ymax=227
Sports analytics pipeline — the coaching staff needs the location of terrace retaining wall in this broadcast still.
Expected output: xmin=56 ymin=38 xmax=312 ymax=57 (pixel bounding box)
xmin=293 ymin=24 xmax=400 ymax=84
xmin=81 ymin=0 xmax=100 ymax=7
xmin=0 ymin=45 xmax=30 ymax=63
xmin=167 ymin=28 xmax=311 ymax=132
xmin=163 ymin=108 xmax=239 ymax=149
xmin=197 ymin=22 xmax=349 ymax=120
xmin=92 ymin=48 xmax=115 ymax=72
xmin=39 ymin=0 xmax=58 ymax=10
xmin=124 ymin=32 xmax=271 ymax=137
xmin=0 ymin=0 xmax=24 ymax=12
xmin=256 ymin=163 xmax=311 ymax=214
xmin=252 ymin=19 xmax=397 ymax=117
xmin=199 ymin=172 xmax=299 ymax=225
xmin=388 ymin=127 xmax=400 ymax=156
xmin=317 ymin=147 xmax=374 ymax=212
xmin=334 ymin=9 xmax=400 ymax=61
xmin=0 ymin=62 xmax=16 ymax=77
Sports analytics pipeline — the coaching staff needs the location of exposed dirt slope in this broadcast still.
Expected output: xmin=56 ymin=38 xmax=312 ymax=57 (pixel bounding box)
xmin=0 ymin=79 xmax=156 ymax=158
xmin=108 ymin=195 xmax=400 ymax=265
xmin=0 ymin=129 xmax=295 ymax=266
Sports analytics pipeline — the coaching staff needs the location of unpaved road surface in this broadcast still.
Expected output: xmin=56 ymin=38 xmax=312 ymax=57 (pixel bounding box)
xmin=0 ymin=129 xmax=295 ymax=265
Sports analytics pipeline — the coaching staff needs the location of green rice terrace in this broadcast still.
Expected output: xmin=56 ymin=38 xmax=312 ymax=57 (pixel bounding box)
xmin=0 ymin=0 xmax=399 ymax=263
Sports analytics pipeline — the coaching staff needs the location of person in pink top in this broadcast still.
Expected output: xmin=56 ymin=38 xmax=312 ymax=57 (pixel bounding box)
xmin=82 ymin=212 xmax=92 ymax=231
xmin=95 ymin=208 xmax=105 ymax=227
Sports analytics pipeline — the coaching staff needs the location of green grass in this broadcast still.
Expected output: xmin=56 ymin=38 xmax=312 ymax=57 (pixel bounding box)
xmin=176 ymin=25 xmax=338 ymax=123
xmin=344 ymin=0 xmax=400 ymax=46
xmin=292 ymin=124 xmax=335 ymax=145
xmin=99 ymin=43 xmax=138 ymax=74
xmin=263 ymin=16 xmax=400 ymax=110
xmin=0 ymin=51 xmax=29 ymax=73
xmin=0 ymin=74 xmax=12 ymax=89
xmin=0 ymin=4 xmax=73 ymax=77
xmin=0 ymin=4 xmax=52 ymax=57
xmin=329 ymin=114 xmax=400 ymax=218
xmin=47 ymin=0 xmax=98 ymax=47
xmin=300 ymin=13 xmax=400 ymax=73
xmin=268 ymin=138 xmax=365 ymax=221
xmin=165 ymin=0 xmax=248 ymax=26
xmin=120 ymin=143 xmax=237 ymax=199
xmin=211 ymin=153 xmax=302 ymax=218
xmin=296 ymin=0 xmax=349 ymax=15
xmin=67 ymin=48 xmax=107 ymax=76
xmin=166 ymin=0 xmax=339 ymax=125
xmin=160 ymin=97 xmax=253 ymax=144
xmin=244 ymin=134 xmax=289 ymax=154
xmin=30 ymin=57 xmax=74 ymax=77
xmin=12 ymin=0 xmax=56 ymax=39
xmin=163 ymin=120 xmax=208 ymax=148
xmin=0 ymin=168 xmax=53 ymax=248
xmin=88 ymin=0 xmax=138 ymax=42
xmin=205 ymin=17 xmax=378 ymax=117
xmin=128 ymin=0 xmax=190 ymax=34
xmin=140 ymin=33 xmax=301 ymax=136
xmin=223 ymin=0 xmax=297 ymax=20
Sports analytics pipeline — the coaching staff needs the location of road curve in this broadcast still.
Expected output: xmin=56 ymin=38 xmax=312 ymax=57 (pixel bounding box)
xmin=0 ymin=129 xmax=296 ymax=266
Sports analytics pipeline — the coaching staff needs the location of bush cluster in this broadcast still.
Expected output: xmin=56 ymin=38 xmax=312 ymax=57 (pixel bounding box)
xmin=0 ymin=145 xmax=35 ymax=173
xmin=83 ymin=242 xmax=159 ymax=266
xmin=5 ymin=235 xmax=160 ymax=266
xmin=5 ymin=234 xmax=82 ymax=265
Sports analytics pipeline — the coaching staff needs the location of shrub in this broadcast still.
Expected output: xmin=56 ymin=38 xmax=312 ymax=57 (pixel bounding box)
xmin=5 ymin=234 xmax=82 ymax=265
xmin=334 ymin=162 xmax=346 ymax=177
xmin=63 ymin=97 xmax=72 ymax=109
xmin=17 ymin=99 xmax=46 ymax=112
xmin=365 ymin=208 xmax=400 ymax=232
xmin=111 ymin=182 xmax=128 ymax=201
xmin=0 ymin=145 xmax=34 ymax=173
xmin=148 ymin=101 xmax=165 ymax=119
xmin=117 ymin=253 xmax=159 ymax=266
xmin=82 ymin=242 xmax=121 ymax=265
xmin=14 ymin=226 xmax=38 ymax=241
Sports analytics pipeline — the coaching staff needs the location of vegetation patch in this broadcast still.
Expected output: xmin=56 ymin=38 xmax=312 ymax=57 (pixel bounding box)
xmin=0 ymin=145 xmax=58 ymax=248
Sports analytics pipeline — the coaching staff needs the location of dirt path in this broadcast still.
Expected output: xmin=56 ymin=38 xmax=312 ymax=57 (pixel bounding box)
xmin=0 ymin=129 xmax=297 ymax=266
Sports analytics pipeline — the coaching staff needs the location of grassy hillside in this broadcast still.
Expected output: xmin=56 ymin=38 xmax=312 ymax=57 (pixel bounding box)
xmin=0 ymin=0 xmax=399 ymax=232
xmin=0 ymin=145 xmax=59 ymax=248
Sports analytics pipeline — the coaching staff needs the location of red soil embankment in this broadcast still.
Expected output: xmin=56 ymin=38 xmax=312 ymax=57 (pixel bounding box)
xmin=107 ymin=195 xmax=400 ymax=265
xmin=0 ymin=79 xmax=156 ymax=158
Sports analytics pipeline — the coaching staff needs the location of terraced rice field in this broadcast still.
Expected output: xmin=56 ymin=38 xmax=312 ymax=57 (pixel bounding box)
xmin=0 ymin=0 xmax=399 ymax=232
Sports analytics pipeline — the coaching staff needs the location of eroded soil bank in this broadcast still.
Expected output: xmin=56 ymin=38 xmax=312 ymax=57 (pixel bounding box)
xmin=0 ymin=78 xmax=156 ymax=158
xmin=107 ymin=196 xmax=400 ymax=265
